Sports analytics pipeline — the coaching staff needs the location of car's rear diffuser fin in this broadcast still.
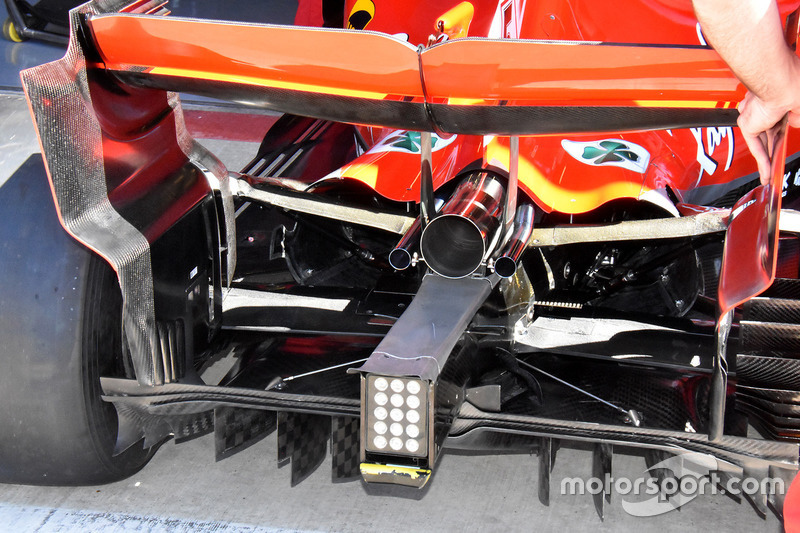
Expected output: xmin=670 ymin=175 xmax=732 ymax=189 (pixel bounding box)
xmin=100 ymin=377 xmax=800 ymax=491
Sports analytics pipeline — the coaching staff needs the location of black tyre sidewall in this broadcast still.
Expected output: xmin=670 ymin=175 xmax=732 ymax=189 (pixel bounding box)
xmin=0 ymin=156 xmax=151 ymax=485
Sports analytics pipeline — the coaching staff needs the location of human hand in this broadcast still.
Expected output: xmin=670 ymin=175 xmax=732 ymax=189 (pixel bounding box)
xmin=737 ymin=90 xmax=800 ymax=185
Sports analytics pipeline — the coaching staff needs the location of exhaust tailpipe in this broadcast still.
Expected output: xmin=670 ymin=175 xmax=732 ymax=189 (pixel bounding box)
xmin=420 ymin=171 xmax=505 ymax=278
xmin=494 ymin=204 xmax=535 ymax=278
xmin=389 ymin=218 xmax=422 ymax=270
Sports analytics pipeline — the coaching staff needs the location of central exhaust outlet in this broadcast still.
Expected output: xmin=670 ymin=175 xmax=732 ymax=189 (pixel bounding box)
xmin=420 ymin=171 xmax=505 ymax=278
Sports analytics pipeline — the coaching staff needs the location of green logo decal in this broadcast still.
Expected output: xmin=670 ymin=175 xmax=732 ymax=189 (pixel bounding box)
xmin=562 ymin=139 xmax=650 ymax=173
xmin=582 ymin=141 xmax=640 ymax=165
xmin=373 ymin=131 xmax=456 ymax=155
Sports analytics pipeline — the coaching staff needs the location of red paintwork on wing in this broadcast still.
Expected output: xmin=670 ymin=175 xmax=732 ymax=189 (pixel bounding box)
xmin=84 ymin=0 xmax=800 ymax=214
xmin=718 ymin=121 xmax=787 ymax=314
xmin=88 ymin=15 xmax=424 ymax=101
xmin=84 ymin=6 xmax=763 ymax=213
xmin=88 ymin=13 xmax=743 ymax=108
xmin=421 ymin=39 xmax=741 ymax=106
xmin=714 ymin=4 xmax=799 ymax=313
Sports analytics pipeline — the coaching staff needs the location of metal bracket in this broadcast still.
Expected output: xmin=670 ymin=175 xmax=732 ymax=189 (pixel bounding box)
xmin=420 ymin=131 xmax=436 ymax=227
xmin=709 ymin=309 xmax=733 ymax=442
xmin=502 ymin=135 xmax=519 ymax=244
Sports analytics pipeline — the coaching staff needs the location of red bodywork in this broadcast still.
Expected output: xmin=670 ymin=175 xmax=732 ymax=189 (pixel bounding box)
xmin=83 ymin=0 xmax=800 ymax=312
xmin=16 ymin=0 xmax=800 ymax=519
xmin=82 ymin=1 xmax=796 ymax=210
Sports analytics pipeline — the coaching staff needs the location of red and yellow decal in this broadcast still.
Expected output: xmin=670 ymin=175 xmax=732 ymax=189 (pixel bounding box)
xmin=347 ymin=0 xmax=375 ymax=30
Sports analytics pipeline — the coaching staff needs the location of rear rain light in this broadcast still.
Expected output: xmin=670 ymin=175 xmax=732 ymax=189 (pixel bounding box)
xmin=364 ymin=375 xmax=428 ymax=457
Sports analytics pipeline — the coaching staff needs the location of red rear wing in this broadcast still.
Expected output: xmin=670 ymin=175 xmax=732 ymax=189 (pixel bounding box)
xmin=86 ymin=12 xmax=743 ymax=135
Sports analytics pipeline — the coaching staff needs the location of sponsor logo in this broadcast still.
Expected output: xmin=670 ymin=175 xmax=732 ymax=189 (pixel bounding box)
xmin=561 ymin=139 xmax=650 ymax=173
xmin=501 ymin=0 xmax=518 ymax=39
xmin=783 ymin=165 xmax=800 ymax=197
xmin=730 ymin=198 xmax=756 ymax=220
xmin=371 ymin=131 xmax=457 ymax=154
xmin=348 ymin=0 xmax=375 ymax=30
xmin=691 ymin=126 xmax=734 ymax=177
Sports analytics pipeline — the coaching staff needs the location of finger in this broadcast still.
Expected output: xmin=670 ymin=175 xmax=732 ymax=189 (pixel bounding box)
xmin=741 ymin=129 xmax=772 ymax=185
xmin=765 ymin=129 xmax=775 ymax=157
xmin=737 ymin=91 xmax=754 ymax=112
xmin=738 ymin=92 xmax=787 ymax=141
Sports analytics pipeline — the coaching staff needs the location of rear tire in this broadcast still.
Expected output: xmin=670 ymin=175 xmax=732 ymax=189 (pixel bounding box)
xmin=0 ymin=156 xmax=152 ymax=485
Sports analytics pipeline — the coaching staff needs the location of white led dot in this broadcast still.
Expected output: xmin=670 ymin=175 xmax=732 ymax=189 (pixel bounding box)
xmin=390 ymin=394 xmax=404 ymax=407
xmin=374 ymin=406 xmax=388 ymax=420
xmin=373 ymin=435 xmax=387 ymax=449
xmin=390 ymin=423 xmax=403 ymax=436
xmin=374 ymin=421 xmax=388 ymax=435
xmin=406 ymin=395 xmax=420 ymax=409
xmin=389 ymin=437 xmax=403 ymax=451
xmin=406 ymin=410 xmax=420 ymax=424
xmin=407 ymin=381 xmax=421 ymax=395
xmin=374 ymin=392 xmax=388 ymax=406
xmin=390 ymin=379 xmax=405 ymax=393
xmin=406 ymin=424 xmax=419 ymax=438
xmin=405 ymin=439 xmax=420 ymax=453
xmin=374 ymin=377 xmax=389 ymax=391
xmin=390 ymin=408 xmax=404 ymax=422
